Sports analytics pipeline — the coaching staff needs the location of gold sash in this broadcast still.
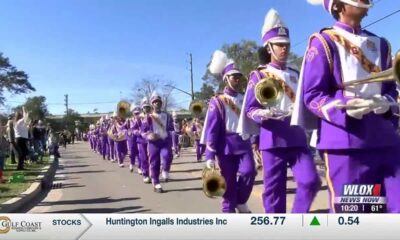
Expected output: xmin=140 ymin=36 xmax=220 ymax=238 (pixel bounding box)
xmin=218 ymin=95 xmax=241 ymax=117
xmin=151 ymin=114 xmax=165 ymax=129
xmin=324 ymin=29 xmax=381 ymax=73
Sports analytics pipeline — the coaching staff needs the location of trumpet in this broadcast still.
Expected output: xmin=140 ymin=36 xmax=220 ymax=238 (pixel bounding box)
xmin=202 ymin=167 xmax=226 ymax=198
xmin=189 ymin=100 xmax=206 ymax=116
xmin=254 ymin=77 xmax=284 ymax=107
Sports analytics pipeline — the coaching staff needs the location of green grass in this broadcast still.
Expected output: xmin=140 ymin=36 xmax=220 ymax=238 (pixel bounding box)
xmin=0 ymin=155 xmax=51 ymax=204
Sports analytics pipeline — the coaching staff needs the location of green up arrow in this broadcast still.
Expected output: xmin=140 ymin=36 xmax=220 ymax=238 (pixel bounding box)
xmin=310 ymin=216 xmax=320 ymax=226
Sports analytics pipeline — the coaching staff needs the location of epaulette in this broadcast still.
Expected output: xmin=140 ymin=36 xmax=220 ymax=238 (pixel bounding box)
xmin=308 ymin=29 xmax=335 ymax=74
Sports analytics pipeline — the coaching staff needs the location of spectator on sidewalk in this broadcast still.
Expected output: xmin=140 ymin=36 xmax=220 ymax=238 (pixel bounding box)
xmin=14 ymin=107 xmax=30 ymax=170
xmin=48 ymin=129 xmax=61 ymax=159
xmin=0 ymin=124 xmax=8 ymax=183
xmin=32 ymin=120 xmax=44 ymax=162
xmin=7 ymin=115 xmax=18 ymax=164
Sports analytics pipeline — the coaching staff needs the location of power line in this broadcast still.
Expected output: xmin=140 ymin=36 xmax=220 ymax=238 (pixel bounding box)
xmin=363 ymin=9 xmax=400 ymax=28
xmin=292 ymin=1 xmax=393 ymax=50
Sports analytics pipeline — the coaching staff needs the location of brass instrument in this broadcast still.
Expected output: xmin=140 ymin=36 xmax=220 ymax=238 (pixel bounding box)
xmin=254 ymin=77 xmax=284 ymax=107
xmin=189 ymin=100 xmax=206 ymax=116
xmin=114 ymin=131 xmax=126 ymax=142
xmin=202 ymin=167 xmax=226 ymax=198
xmin=336 ymin=50 xmax=400 ymax=110
xmin=106 ymin=124 xmax=126 ymax=141
xmin=117 ymin=100 xmax=131 ymax=120
xmin=342 ymin=50 xmax=400 ymax=87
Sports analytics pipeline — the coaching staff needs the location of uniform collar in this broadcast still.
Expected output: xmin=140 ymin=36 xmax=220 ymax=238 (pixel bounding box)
xmin=224 ymin=87 xmax=238 ymax=97
xmin=268 ymin=62 xmax=287 ymax=70
xmin=334 ymin=21 xmax=362 ymax=35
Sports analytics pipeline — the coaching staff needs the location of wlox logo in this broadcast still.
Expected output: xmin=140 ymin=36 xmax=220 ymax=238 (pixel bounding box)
xmin=342 ymin=184 xmax=382 ymax=196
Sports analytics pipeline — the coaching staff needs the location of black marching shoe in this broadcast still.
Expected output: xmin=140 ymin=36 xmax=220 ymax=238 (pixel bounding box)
xmin=154 ymin=187 xmax=164 ymax=193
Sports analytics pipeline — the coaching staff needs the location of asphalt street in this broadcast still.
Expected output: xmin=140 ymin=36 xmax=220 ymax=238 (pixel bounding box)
xmin=24 ymin=142 xmax=329 ymax=213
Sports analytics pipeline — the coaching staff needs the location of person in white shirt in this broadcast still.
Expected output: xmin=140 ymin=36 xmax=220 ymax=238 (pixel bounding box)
xmin=14 ymin=107 xmax=29 ymax=170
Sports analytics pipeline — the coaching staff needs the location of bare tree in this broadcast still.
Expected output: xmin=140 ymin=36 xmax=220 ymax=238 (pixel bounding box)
xmin=131 ymin=76 xmax=176 ymax=111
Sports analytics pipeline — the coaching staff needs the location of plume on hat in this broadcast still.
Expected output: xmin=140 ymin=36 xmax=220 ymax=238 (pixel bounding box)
xmin=209 ymin=50 xmax=229 ymax=75
xmin=307 ymin=0 xmax=324 ymax=5
xmin=261 ymin=8 xmax=286 ymax=38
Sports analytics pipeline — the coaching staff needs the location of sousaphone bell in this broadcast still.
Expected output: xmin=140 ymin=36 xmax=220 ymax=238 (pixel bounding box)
xmin=116 ymin=100 xmax=131 ymax=120
xmin=189 ymin=100 xmax=206 ymax=117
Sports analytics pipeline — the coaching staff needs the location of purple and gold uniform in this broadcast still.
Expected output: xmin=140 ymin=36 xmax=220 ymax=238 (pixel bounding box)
xmin=142 ymin=92 xmax=174 ymax=192
xmin=201 ymin=50 xmax=256 ymax=213
xmin=191 ymin=119 xmax=205 ymax=162
xmin=127 ymin=105 xmax=141 ymax=172
xmin=292 ymin=0 xmax=400 ymax=212
xmin=171 ymin=112 xmax=181 ymax=157
xmin=115 ymin=119 xmax=128 ymax=167
xmin=138 ymin=98 xmax=151 ymax=183
xmin=239 ymin=9 xmax=320 ymax=213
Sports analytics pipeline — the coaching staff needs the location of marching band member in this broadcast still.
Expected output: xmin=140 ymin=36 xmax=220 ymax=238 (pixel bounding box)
xmin=138 ymin=97 xmax=151 ymax=183
xmin=127 ymin=105 xmax=141 ymax=172
xmin=238 ymin=9 xmax=321 ymax=213
xmin=95 ymin=121 xmax=101 ymax=154
xmin=89 ymin=124 xmax=95 ymax=151
xmin=107 ymin=113 xmax=117 ymax=162
xmin=191 ymin=118 xmax=205 ymax=162
xmin=114 ymin=115 xmax=128 ymax=167
xmin=292 ymin=0 xmax=400 ymax=212
xmin=202 ymin=50 xmax=256 ymax=213
xmin=100 ymin=116 xmax=110 ymax=160
xmin=171 ymin=111 xmax=181 ymax=158
xmin=143 ymin=92 xmax=174 ymax=193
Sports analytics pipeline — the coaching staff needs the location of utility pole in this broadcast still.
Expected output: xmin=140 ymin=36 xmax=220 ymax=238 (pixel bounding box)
xmin=189 ymin=53 xmax=194 ymax=101
xmin=64 ymin=94 xmax=69 ymax=116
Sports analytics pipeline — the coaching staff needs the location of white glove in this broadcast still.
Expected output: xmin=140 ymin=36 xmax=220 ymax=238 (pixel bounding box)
xmin=371 ymin=94 xmax=390 ymax=115
xmin=258 ymin=109 xmax=273 ymax=119
xmin=206 ymin=159 xmax=216 ymax=169
xmin=271 ymin=107 xmax=290 ymax=120
xmin=346 ymin=98 xmax=373 ymax=120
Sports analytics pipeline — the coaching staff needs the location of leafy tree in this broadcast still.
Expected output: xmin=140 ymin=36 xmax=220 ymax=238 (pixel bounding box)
xmin=193 ymin=83 xmax=215 ymax=101
xmin=14 ymin=96 xmax=49 ymax=121
xmin=63 ymin=109 xmax=83 ymax=132
xmin=202 ymin=40 xmax=259 ymax=91
xmin=201 ymin=40 xmax=305 ymax=94
xmin=0 ymin=53 xmax=35 ymax=105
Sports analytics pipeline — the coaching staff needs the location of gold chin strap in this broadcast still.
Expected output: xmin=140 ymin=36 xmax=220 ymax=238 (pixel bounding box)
xmin=268 ymin=42 xmax=287 ymax=64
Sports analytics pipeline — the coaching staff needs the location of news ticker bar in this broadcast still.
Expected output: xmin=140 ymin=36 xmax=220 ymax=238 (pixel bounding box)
xmin=1 ymin=214 xmax=400 ymax=240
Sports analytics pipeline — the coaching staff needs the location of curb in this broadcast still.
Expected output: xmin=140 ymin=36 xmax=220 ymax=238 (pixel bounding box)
xmin=0 ymin=158 xmax=59 ymax=213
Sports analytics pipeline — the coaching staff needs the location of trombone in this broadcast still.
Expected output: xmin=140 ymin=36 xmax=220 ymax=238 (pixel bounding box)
xmin=336 ymin=50 xmax=400 ymax=110
xmin=341 ymin=50 xmax=400 ymax=88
